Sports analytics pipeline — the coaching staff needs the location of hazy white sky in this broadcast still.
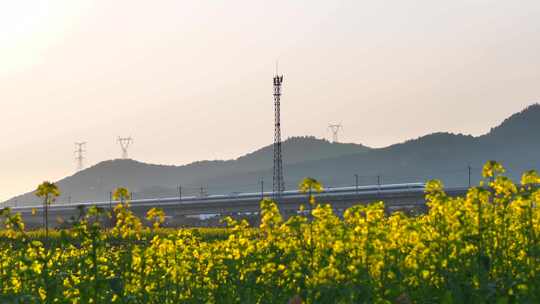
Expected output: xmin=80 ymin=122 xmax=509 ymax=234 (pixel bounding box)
xmin=1 ymin=0 xmax=539 ymax=201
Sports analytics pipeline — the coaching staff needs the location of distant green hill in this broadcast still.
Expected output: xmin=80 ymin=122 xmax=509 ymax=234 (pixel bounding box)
xmin=276 ymin=104 xmax=540 ymax=189
xmin=6 ymin=104 xmax=540 ymax=206
xmin=234 ymin=136 xmax=371 ymax=171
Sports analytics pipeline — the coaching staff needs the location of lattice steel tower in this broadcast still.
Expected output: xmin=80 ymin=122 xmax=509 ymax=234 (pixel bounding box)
xmin=272 ymin=73 xmax=285 ymax=199
xmin=74 ymin=142 xmax=86 ymax=171
xmin=118 ymin=137 xmax=133 ymax=159
xmin=328 ymin=123 xmax=343 ymax=143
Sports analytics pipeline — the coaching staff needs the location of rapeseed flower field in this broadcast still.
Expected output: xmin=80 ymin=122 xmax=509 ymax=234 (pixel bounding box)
xmin=1 ymin=161 xmax=540 ymax=303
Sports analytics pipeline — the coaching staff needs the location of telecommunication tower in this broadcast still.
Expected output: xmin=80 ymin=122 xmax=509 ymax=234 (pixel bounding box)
xmin=117 ymin=137 xmax=133 ymax=159
xmin=273 ymin=72 xmax=285 ymax=200
xmin=328 ymin=123 xmax=343 ymax=143
xmin=74 ymin=142 xmax=87 ymax=171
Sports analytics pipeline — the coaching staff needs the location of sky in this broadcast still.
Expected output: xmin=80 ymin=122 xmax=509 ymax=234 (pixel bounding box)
xmin=0 ymin=0 xmax=539 ymax=201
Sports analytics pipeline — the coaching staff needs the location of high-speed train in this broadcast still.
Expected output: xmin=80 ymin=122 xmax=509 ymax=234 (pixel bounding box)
xmin=10 ymin=182 xmax=425 ymax=212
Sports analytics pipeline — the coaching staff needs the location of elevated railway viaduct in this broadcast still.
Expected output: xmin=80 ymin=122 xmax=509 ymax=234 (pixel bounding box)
xmin=14 ymin=187 xmax=468 ymax=228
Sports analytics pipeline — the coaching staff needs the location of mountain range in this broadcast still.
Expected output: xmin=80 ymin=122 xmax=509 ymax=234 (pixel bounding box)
xmin=7 ymin=104 xmax=540 ymax=206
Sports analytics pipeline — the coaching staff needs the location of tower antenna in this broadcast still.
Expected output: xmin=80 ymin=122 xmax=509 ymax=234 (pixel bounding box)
xmin=117 ymin=137 xmax=133 ymax=159
xmin=273 ymin=69 xmax=285 ymax=200
xmin=328 ymin=123 xmax=343 ymax=143
xmin=74 ymin=142 xmax=87 ymax=171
